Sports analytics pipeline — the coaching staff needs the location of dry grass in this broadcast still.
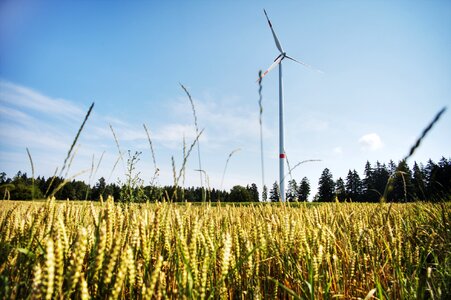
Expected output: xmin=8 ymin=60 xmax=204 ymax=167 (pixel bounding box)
xmin=0 ymin=199 xmax=449 ymax=299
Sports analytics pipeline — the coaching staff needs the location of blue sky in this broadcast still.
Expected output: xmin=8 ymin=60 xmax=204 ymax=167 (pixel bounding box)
xmin=1 ymin=0 xmax=450 ymax=199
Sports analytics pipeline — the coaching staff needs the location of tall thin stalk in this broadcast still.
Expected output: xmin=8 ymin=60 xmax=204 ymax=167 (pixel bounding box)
xmin=50 ymin=169 xmax=90 ymax=198
xmin=169 ymin=129 xmax=204 ymax=202
xmin=64 ymin=144 xmax=81 ymax=178
xmin=176 ymin=129 xmax=204 ymax=185
xmin=195 ymin=169 xmax=211 ymax=201
xmin=382 ymin=106 xmax=447 ymax=222
xmin=109 ymin=124 xmax=125 ymax=172
xmin=26 ymin=147 xmax=35 ymax=199
xmin=220 ymin=148 xmax=241 ymax=191
xmin=85 ymin=151 xmax=104 ymax=200
xmin=46 ymin=102 xmax=94 ymax=197
xmin=143 ymin=124 xmax=157 ymax=173
xmin=179 ymin=83 xmax=204 ymax=201
xmin=85 ymin=154 xmax=95 ymax=200
xmin=182 ymin=134 xmax=187 ymax=201
xmin=44 ymin=167 xmax=58 ymax=198
xmin=143 ymin=124 xmax=160 ymax=187
xmin=283 ymin=157 xmax=321 ymax=183
xmin=59 ymin=102 xmax=94 ymax=178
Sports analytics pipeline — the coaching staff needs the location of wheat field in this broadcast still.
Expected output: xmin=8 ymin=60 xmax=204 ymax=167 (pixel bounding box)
xmin=0 ymin=198 xmax=449 ymax=299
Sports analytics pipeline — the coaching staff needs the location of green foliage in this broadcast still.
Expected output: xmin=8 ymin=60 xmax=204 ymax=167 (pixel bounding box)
xmin=246 ymin=183 xmax=259 ymax=202
xmin=269 ymin=181 xmax=280 ymax=202
xmin=229 ymin=185 xmax=252 ymax=202
xmin=0 ymin=158 xmax=449 ymax=202
xmin=262 ymin=185 xmax=268 ymax=202
xmin=318 ymin=168 xmax=335 ymax=202
xmin=286 ymin=179 xmax=298 ymax=202
xmin=391 ymin=160 xmax=415 ymax=202
xmin=118 ymin=151 xmax=147 ymax=203
xmin=345 ymin=169 xmax=363 ymax=201
xmin=335 ymin=177 xmax=346 ymax=202
xmin=297 ymin=177 xmax=310 ymax=202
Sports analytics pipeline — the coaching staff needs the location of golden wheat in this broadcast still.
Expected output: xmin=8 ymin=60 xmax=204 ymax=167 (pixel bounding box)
xmin=0 ymin=200 xmax=449 ymax=299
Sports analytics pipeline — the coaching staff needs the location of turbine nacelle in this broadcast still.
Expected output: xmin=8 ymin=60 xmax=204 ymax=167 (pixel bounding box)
xmin=258 ymin=9 xmax=322 ymax=83
xmin=275 ymin=53 xmax=286 ymax=61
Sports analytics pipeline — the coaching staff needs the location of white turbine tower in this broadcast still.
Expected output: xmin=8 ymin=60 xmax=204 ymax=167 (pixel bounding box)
xmin=259 ymin=9 xmax=320 ymax=202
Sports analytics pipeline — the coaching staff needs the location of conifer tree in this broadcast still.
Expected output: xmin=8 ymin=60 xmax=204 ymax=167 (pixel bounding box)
xmin=335 ymin=177 xmax=346 ymax=202
xmin=269 ymin=181 xmax=280 ymax=202
xmin=286 ymin=179 xmax=298 ymax=202
xmin=318 ymin=168 xmax=335 ymax=202
xmin=297 ymin=177 xmax=311 ymax=202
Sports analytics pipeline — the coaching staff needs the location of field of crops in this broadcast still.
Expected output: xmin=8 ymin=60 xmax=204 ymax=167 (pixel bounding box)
xmin=0 ymin=198 xmax=449 ymax=299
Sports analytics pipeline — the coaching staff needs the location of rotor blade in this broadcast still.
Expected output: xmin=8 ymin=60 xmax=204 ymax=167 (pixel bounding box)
xmin=263 ymin=9 xmax=284 ymax=54
xmin=285 ymin=55 xmax=323 ymax=74
xmin=257 ymin=55 xmax=283 ymax=82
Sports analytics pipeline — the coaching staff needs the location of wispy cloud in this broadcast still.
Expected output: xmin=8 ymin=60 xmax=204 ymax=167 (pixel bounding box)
xmin=168 ymin=95 xmax=273 ymax=149
xmin=0 ymin=106 xmax=34 ymax=125
xmin=0 ymin=123 xmax=70 ymax=151
xmin=0 ymin=80 xmax=274 ymax=188
xmin=0 ymin=80 xmax=105 ymax=179
xmin=0 ymin=80 xmax=84 ymax=121
xmin=359 ymin=133 xmax=383 ymax=151
xmin=153 ymin=124 xmax=201 ymax=146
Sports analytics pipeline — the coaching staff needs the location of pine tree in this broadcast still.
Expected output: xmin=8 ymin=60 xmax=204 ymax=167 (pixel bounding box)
xmin=286 ymin=179 xmax=298 ymax=202
xmin=372 ymin=162 xmax=390 ymax=202
xmin=424 ymin=159 xmax=437 ymax=199
xmin=318 ymin=168 xmax=335 ymax=202
xmin=391 ymin=160 xmax=414 ymax=202
xmin=388 ymin=160 xmax=397 ymax=175
xmin=362 ymin=161 xmax=373 ymax=201
xmin=262 ymin=185 xmax=268 ymax=202
xmin=246 ymin=183 xmax=259 ymax=202
xmin=436 ymin=157 xmax=451 ymax=198
xmin=424 ymin=157 xmax=451 ymax=200
xmin=335 ymin=177 xmax=346 ymax=202
xmin=345 ymin=169 xmax=363 ymax=201
xmin=269 ymin=181 xmax=280 ymax=202
xmin=297 ymin=177 xmax=310 ymax=202
xmin=412 ymin=162 xmax=427 ymax=200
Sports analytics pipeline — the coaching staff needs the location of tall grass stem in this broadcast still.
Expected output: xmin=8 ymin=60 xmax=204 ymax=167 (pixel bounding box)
xmin=26 ymin=147 xmax=35 ymax=199
xmin=180 ymin=83 xmax=204 ymax=200
xmin=59 ymin=102 xmax=94 ymax=178
xmin=220 ymin=148 xmax=241 ymax=191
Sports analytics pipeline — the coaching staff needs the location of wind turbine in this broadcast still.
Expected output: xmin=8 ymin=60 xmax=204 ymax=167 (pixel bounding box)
xmin=259 ymin=9 xmax=320 ymax=202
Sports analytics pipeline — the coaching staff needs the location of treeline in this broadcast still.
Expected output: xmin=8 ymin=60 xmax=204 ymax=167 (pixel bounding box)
xmin=1 ymin=157 xmax=450 ymax=202
xmin=0 ymin=171 xmax=260 ymax=202
xmin=268 ymin=157 xmax=450 ymax=202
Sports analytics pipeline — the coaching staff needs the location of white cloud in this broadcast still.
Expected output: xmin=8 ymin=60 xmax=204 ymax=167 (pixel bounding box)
xmin=167 ymin=95 xmax=274 ymax=149
xmin=153 ymin=124 xmax=202 ymax=147
xmin=359 ymin=133 xmax=383 ymax=151
xmin=333 ymin=146 xmax=343 ymax=154
xmin=0 ymin=106 xmax=34 ymax=125
xmin=0 ymin=80 xmax=84 ymax=121
xmin=0 ymin=80 xmax=272 ymax=188
xmin=0 ymin=123 xmax=70 ymax=151
xmin=0 ymin=81 xmax=108 ymax=179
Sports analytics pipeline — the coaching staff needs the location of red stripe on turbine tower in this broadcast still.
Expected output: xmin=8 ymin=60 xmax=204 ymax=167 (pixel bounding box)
xmin=260 ymin=9 xmax=320 ymax=201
